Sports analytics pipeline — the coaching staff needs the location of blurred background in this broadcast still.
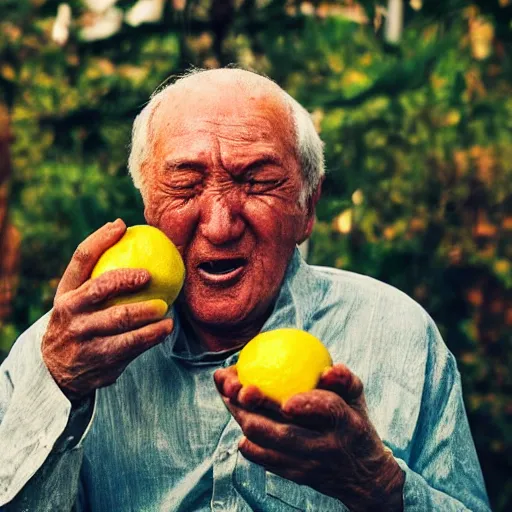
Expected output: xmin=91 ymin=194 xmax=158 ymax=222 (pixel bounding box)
xmin=0 ymin=0 xmax=510 ymax=509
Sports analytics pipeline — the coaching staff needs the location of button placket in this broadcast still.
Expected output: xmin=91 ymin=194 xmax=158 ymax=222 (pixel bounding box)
xmin=211 ymin=419 xmax=242 ymax=511
xmin=210 ymin=353 xmax=246 ymax=510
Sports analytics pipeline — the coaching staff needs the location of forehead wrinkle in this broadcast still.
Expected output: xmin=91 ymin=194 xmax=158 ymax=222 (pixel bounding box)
xmin=203 ymin=113 xmax=276 ymax=135
xmin=151 ymin=82 xmax=298 ymax=171
xmin=167 ymin=119 xmax=267 ymax=145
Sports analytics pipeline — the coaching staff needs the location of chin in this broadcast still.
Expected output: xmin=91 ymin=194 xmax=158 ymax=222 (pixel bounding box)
xmin=183 ymin=294 xmax=252 ymax=327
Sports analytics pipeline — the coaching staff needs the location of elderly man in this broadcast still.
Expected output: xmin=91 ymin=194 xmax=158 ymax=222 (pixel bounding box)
xmin=0 ymin=69 xmax=489 ymax=511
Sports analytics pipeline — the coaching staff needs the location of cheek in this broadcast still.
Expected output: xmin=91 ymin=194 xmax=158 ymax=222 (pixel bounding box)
xmin=144 ymin=190 xmax=200 ymax=252
xmin=243 ymin=198 xmax=304 ymax=243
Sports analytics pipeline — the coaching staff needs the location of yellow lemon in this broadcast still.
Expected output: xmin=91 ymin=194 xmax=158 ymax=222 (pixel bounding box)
xmin=91 ymin=225 xmax=185 ymax=310
xmin=236 ymin=328 xmax=332 ymax=405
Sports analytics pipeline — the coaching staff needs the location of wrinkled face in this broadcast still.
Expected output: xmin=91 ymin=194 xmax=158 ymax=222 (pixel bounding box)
xmin=142 ymin=82 xmax=313 ymax=331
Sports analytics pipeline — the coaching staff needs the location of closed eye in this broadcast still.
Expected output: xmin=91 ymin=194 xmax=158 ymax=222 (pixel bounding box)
xmin=242 ymin=157 xmax=285 ymax=193
xmin=175 ymin=181 xmax=200 ymax=189
xmin=167 ymin=178 xmax=202 ymax=189
xmin=165 ymin=162 xmax=204 ymax=194
xmin=248 ymin=178 xmax=278 ymax=186
xmin=247 ymin=177 xmax=284 ymax=193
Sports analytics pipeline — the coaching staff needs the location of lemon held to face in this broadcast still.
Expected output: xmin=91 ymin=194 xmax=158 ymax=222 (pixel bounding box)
xmin=91 ymin=225 xmax=185 ymax=309
xmin=236 ymin=328 xmax=333 ymax=405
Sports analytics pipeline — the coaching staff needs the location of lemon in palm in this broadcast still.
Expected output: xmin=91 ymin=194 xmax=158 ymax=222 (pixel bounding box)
xmin=91 ymin=225 xmax=185 ymax=309
xmin=236 ymin=328 xmax=332 ymax=405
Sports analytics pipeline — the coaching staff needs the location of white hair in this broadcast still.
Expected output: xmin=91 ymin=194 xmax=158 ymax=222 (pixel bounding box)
xmin=127 ymin=68 xmax=325 ymax=207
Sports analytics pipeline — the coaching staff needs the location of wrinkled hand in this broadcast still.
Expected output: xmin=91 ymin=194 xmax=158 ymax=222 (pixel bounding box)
xmin=214 ymin=364 xmax=404 ymax=512
xmin=42 ymin=219 xmax=174 ymax=401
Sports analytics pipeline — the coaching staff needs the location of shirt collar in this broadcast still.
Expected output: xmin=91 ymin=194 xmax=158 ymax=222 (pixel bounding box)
xmin=160 ymin=247 xmax=318 ymax=366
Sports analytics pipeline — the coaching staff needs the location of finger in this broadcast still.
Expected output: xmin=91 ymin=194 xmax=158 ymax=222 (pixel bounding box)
xmin=77 ymin=299 xmax=168 ymax=337
xmin=238 ymin=435 xmax=303 ymax=472
xmin=317 ymin=363 xmax=364 ymax=404
xmin=100 ymin=317 xmax=174 ymax=364
xmin=219 ymin=393 xmax=322 ymax=457
xmin=214 ymin=366 xmax=242 ymax=399
xmin=214 ymin=367 xmax=284 ymax=417
xmin=238 ymin=385 xmax=283 ymax=415
xmin=282 ymin=390 xmax=350 ymax=430
xmin=57 ymin=219 xmax=126 ymax=297
xmin=241 ymin=410 xmax=323 ymax=455
xmin=219 ymin=391 xmax=278 ymax=434
xmin=66 ymin=268 xmax=151 ymax=311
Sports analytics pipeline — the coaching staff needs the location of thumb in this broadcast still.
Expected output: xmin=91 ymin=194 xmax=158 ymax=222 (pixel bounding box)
xmin=318 ymin=363 xmax=364 ymax=405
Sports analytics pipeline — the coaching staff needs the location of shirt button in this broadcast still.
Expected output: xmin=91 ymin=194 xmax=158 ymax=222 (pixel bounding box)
xmin=217 ymin=451 xmax=229 ymax=462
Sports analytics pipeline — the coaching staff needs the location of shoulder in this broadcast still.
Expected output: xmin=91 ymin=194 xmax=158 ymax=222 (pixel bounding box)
xmin=308 ymin=264 xmax=430 ymax=333
xmin=304 ymin=265 xmax=445 ymax=387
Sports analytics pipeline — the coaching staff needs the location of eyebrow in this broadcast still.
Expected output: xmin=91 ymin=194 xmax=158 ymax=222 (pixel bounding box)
xmin=164 ymin=159 xmax=207 ymax=172
xmin=243 ymin=155 xmax=284 ymax=171
xmin=163 ymin=153 xmax=284 ymax=173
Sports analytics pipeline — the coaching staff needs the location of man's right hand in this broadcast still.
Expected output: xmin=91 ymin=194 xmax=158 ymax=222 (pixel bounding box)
xmin=41 ymin=219 xmax=174 ymax=401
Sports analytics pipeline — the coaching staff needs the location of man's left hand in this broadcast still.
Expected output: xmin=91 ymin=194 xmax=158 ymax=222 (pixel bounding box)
xmin=214 ymin=363 xmax=404 ymax=512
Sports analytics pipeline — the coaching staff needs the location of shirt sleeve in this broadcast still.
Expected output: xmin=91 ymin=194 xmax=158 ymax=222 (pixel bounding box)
xmin=395 ymin=317 xmax=491 ymax=511
xmin=0 ymin=312 xmax=95 ymax=510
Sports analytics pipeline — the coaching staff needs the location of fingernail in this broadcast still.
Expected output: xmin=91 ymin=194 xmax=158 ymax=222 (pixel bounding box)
xmin=112 ymin=218 xmax=123 ymax=228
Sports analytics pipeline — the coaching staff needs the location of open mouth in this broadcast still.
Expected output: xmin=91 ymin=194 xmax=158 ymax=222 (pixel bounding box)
xmin=198 ymin=258 xmax=247 ymax=275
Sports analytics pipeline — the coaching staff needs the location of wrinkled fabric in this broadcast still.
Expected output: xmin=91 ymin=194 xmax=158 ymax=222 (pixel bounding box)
xmin=0 ymin=248 xmax=490 ymax=511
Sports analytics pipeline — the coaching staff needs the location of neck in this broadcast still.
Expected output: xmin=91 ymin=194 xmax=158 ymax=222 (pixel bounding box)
xmin=176 ymin=303 xmax=273 ymax=353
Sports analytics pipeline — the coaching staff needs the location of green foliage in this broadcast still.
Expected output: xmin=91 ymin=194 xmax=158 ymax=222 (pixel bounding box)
xmin=0 ymin=0 xmax=510 ymax=509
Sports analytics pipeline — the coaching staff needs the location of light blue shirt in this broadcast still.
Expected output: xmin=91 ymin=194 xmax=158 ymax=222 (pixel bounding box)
xmin=0 ymin=249 xmax=490 ymax=511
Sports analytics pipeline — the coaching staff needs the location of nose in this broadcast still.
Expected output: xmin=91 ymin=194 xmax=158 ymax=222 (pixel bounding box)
xmin=199 ymin=193 xmax=245 ymax=246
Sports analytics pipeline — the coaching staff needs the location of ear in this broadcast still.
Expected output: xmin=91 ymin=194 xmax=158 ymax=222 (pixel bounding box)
xmin=297 ymin=176 xmax=324 ymax=245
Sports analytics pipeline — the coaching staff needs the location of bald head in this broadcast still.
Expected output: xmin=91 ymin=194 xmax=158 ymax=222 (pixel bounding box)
xmin=150 ymin=69 xmax=295 ymax=150
xmin=128 ymin=68 xmax=324 ymax=206
xmin=163 ymin=68 xmax=286 ymax=98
